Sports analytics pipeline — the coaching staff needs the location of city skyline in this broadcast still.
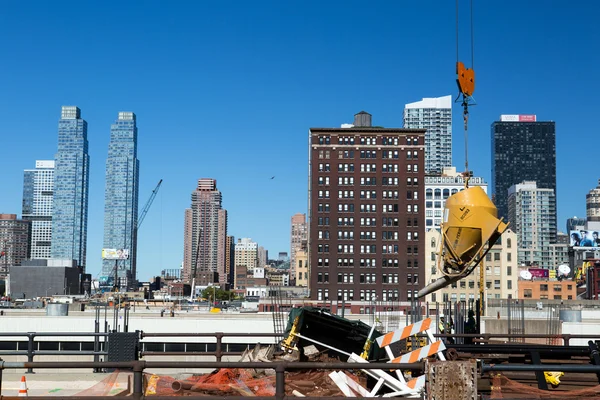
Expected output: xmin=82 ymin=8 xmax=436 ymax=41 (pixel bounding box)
xmin=0 ymin=2 xmax=598 ymax=279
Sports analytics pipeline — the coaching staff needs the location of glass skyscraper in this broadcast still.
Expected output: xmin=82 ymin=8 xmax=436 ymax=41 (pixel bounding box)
xmin=51 ymin=106 xmax=90 ymax=269
xmin=23 ymin=160 xmax=55 ymax=259
xmin=100 ymin=112 xmax=139 ymax=290
xmin=491 ymin=115 xmax=556 ymax=221
xmin=404 ymin=95 xmax=452 ymax=174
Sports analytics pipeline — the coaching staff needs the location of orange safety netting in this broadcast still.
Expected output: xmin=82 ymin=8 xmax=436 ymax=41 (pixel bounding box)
xmin=148 ymin=368 xmax=276 ymax=397
xmin=490 ymin=373 xmax=600 ymax=399
xmin=75 ymin=371 xmax=129 ymax=396
xmin=145 ymin=368 xmax=352 ymax=397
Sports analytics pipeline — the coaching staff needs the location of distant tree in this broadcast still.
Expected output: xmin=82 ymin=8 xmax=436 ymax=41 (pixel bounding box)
xmin=200 ymin=287 xmax=240 ymax=302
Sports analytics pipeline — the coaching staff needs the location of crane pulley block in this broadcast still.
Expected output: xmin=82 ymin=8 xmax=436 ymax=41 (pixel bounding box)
xmin=456 ymin=61 xmax=475 ymax=97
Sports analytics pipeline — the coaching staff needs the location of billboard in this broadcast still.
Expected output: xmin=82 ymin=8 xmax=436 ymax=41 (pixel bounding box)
xmin=101 ymin=248 xmax=130 ymax=260
xmin=529 ymin=268 xmax=549 ymax=278
xmin=500 ymin=114 xmax=537 ymax=122
xmin=569 ymin=230 xmax=600 ymax=249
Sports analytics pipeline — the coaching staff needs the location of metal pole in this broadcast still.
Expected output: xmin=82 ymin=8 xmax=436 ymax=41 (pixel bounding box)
xmin=215 ymin=333 xmax=223 ymax=362
xmin=132 ymin=361 xmax=144 ymax=400
xmin=475 ymin=300 xmax=481 ymax=334
xmin=507 ymin=299 xmax=512 ymax=340
xmin=26 ymin=333 xmax=34 ymax=374
xmin=94 ymin=307 xmax=100 ymax=372
xmin=275 ymin=362 xmax=285 ymax=400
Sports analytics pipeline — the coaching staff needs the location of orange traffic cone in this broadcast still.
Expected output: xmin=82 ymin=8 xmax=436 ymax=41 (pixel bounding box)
xmin=18 ymin=375 xmax=28 ymax=397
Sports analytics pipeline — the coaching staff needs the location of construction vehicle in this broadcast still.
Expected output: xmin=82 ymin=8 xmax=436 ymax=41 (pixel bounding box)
xmin=417 ymin=0 xmax=509 ymax=298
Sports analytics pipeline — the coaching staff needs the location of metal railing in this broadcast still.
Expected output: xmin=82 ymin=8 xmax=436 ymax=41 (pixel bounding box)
xmin=434 ymin=332 xmax=600 ymax=346
xmin=1 ymin=330 xmax=600 ymax=370
xmin=139 ymin=332 xmax=279 ymax=361
xmin=0 ymin=332 xmax=108 ymax=373
xmin=0 ymin=359 xmax=425 ymax=400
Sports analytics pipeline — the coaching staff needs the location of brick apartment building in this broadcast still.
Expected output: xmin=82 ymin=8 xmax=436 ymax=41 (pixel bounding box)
xmin=308 ymin=112 xmax=425 ymax=302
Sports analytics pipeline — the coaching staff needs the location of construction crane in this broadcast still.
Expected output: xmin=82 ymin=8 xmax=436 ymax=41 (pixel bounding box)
xmin=107 ymin=179 xmax=163 ymax=292
xmin=138 ymin=179 xmax=163 ymax=230
xmin=417 ymin=1 xmax=508 ymax=300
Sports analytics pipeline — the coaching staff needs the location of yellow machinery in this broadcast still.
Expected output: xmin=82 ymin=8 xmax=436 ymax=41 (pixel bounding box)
xmin=417 ymin=187 xmax=508 ymax=298
xmin=417 ymin=1 xmax=509 ymax=299
xmin=544 ymin=371 xmax=564 ymax=388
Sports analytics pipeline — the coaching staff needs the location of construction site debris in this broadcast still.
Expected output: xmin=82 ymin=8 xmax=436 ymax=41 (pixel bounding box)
xmin=281 ymin=306 xmax=385 ymax=360
xmin=491 ymin=373 xmax=600 ymax=398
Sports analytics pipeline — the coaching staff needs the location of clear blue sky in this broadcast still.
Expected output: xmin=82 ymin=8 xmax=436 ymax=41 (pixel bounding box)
xmin=0 ymin=1 xmax=598 ymax=280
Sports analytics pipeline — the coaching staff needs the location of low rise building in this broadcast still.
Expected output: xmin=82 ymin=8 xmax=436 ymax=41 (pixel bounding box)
xmin=295 ymin=247 xmax=309 ymax=287
xmin=518 ymin=279 xmax=577 ymax=300
xmin=235 ymin=265 xmax=267 ymax=290
xmin=10 ymin=259 xmax=80 ymax=298
xmin=266 ymin=270 xmax=289 ymax=286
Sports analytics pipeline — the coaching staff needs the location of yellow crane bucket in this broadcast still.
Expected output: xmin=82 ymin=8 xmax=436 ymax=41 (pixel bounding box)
xmin=418 ymin=186 xmax=508 ymax=297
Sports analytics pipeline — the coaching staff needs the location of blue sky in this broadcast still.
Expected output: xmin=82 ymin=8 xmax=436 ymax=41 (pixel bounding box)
xmin=0 ymin=1 xmax=598 ymax=280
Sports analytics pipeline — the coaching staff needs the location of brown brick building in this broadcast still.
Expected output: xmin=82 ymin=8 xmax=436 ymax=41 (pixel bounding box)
xmin=308 ymin=112 xmax=425 ymax=302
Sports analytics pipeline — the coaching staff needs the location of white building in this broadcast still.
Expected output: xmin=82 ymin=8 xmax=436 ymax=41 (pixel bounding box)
xmin=22 ymin=160 xmax=55 ymax=259
xmin=424 ymin=167 xmax=487 ymax=229
xmin=234 ymin=238 xmax=258 ymax=273
xmin=508 ymin=181 xmax=557 ymax=268
xmin=404 ymin=95 xmax=452 ymax=174
xmin=587 ymin=179 xmax=600 ymax=222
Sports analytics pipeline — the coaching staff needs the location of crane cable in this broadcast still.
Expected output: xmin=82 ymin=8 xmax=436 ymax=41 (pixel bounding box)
xmin=456 ymin=0 xmax=475 ymax=187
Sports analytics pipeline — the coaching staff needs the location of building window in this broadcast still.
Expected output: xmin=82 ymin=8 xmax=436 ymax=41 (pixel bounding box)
xmin=524 ymin=289 xmax=532 ymax=298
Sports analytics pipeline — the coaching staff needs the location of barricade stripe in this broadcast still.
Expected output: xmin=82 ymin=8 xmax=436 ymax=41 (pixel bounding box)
xmin=376 ymin=318 xmax=433 ymax=347
xmin=407 ymin=375 xmax=425 ymax=390
xmin=390 ymin=340 xmax=446 ymax=364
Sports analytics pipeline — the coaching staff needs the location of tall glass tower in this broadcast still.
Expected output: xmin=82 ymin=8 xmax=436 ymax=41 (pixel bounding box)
xmin=404 ymin=95 xmax=452 ymax=174
xmin=101 ymin=112 xmax=139 ymax=290
xmin=51 ymin=106 xmax=90 ymax=269
xmin=22 ymin=160 xmax=55 ymax=259
xmin=491 ymin=115 xmax=556 ymax=221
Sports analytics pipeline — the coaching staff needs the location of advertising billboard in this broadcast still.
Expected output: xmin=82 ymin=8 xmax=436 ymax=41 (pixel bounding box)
xmin=529 ymin=268 xmax=549 ymax=278
xmin=101 ymin=248 xmax=130 ymax=260
xmin=500 ymin=114 xmax=537 ymax=122
xmin=569 ymin=230 xmax=600 ymax=249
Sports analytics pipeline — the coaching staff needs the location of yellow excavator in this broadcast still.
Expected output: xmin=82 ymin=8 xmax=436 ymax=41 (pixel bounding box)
xmin=417 ymin=0 xmax=508 ymax=298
